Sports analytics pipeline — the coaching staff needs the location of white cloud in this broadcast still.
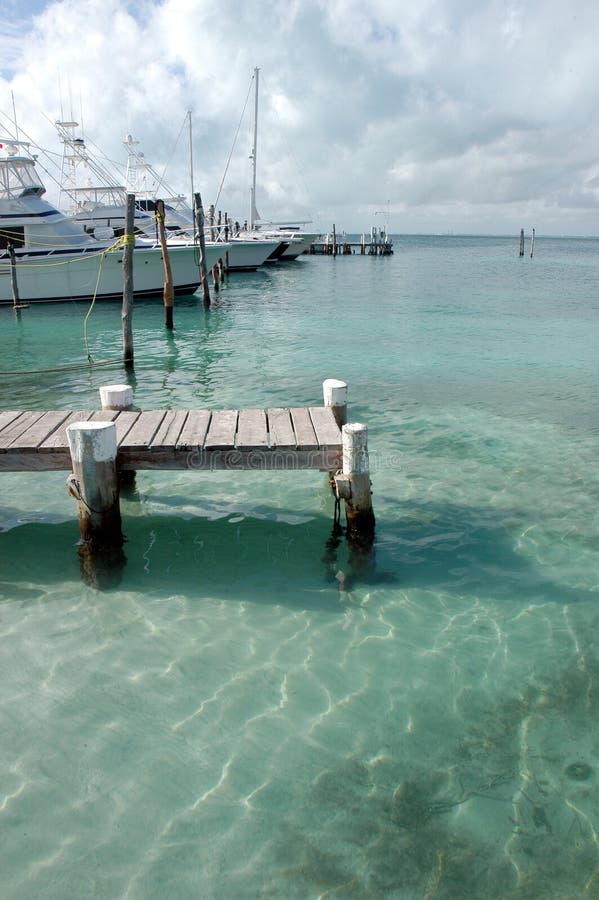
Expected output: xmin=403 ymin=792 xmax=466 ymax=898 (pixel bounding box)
xmin=1 ymin=0 xmax=599 ymax=234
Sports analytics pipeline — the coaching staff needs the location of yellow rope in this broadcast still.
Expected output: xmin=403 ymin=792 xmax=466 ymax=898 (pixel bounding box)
xmin=83 ymin=249 xmax=110 ymax=363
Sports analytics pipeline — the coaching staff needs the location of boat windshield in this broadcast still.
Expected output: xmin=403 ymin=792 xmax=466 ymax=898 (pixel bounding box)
xmin=0 ymin=156 xmax=45 ymax=200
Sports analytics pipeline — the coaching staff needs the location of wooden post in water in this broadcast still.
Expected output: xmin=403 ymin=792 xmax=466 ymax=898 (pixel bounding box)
xmin=66 ymin=421 xmax=123 ymax=547
xmin=519 ymin=228 xmax=525 ymax=257
xmin=8 ymin=242 xmax=28 ymax=311
xmin=332 ymin=224 xmax=337 ymax=257
xmin=194 ymin=192 xmax=211 ymax=308
xmin=155 ymin=199 xmax=174 ymax=329
xmin=218 ymin=257 xmax=225 ymax=281
xmin=339 ymin=423 xmax=375 ymax=538
xmin=323 ymin=378 xmax=348 ymax=428
xmin=122 ymin=194 xmax=135 ymax=367
xmin=530 ymin=227 xmax=535 ymax=259
xmin=211 ymin=264 xmax=220 ymax=292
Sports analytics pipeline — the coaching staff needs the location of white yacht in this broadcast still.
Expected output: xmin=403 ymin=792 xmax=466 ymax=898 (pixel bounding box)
xmin=0 ymin=140 xmax=215 ymax=304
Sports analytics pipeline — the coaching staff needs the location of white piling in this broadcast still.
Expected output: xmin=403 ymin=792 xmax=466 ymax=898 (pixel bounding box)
xmin=66 ymin=421 xmax=122 ymax=548
xmin=323 ymin=378 xmax=348 ymax=427
xmin=99 ymin=384 xmax=133 ymax=411
xmin=341 ymin=422 xmax=375 ymax=537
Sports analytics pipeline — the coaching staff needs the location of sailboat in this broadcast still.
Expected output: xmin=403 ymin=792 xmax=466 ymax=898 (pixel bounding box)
xmin=237 ymin=67 xmax=319 ymax=259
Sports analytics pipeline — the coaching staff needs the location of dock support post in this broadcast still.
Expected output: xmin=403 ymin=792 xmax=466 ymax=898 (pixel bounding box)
xmin=341 ymin=423 xmax=375 ymax=540
xmin=323 ymin=378 xmax=348 ymax=428
xmin=66 ymin=421 xmax=125 ymax=587
xmin=100 ymin=384 xmax=135 ymax=486
xmin=519 ymin=228 xmax=525 ymax=257
xmin=332 ymin=224 xmax=337 ymax=257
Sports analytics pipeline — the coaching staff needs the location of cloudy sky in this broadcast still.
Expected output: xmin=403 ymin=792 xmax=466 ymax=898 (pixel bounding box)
xmin=1 ymin=0 xmax=598 ymax=235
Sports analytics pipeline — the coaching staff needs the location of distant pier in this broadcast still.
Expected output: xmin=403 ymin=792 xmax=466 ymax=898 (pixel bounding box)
xmin=310 ymin=225 xmax=393 ymax=256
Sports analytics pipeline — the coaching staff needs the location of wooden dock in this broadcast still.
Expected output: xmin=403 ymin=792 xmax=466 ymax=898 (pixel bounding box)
xmin=0 ymin=406 xmax=342 ymax=472
xmin=0 ymin=381 xmax=374 ymax=580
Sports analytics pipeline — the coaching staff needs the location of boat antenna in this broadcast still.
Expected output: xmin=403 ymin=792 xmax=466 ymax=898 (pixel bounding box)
xmin=249 ymin=66 xmax=260 ymax=230
xmin=11 ymin=91 xmax=19 ymax=140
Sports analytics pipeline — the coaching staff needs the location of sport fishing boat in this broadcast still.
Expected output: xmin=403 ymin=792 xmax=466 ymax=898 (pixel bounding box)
xmin=53 ymin=123 xmax=278 ymax=272
xmin=0 ymin=139 xmax=226 ymax=304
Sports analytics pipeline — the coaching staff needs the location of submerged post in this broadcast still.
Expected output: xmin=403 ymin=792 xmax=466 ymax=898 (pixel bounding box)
xmin=194 ymin=191 xmax=211 ymax=308
xmin=66 ymin=421 xmax=123 ymax=548
xmin=530 ymin=227 xmax=535 ymax=259
xmin=341 ymin=423 xmax=375 ymax=539
xmin=323 ymin=378 xmax=348 ymax=428
xmin=122 ymin=193 xmax=135 ymax=367
xmin=519 ymin=228 xmax=525 ymax=257
xmin=156 ymin=199 xmax=174 ymax=329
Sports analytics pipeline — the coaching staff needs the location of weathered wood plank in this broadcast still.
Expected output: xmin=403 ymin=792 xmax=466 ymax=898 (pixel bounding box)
xmin=236 ymin=408 xmax=268 ymax=449
xmin=290 ymin=407 xmax=318 ymax=450
xmin=15 ymin=410 xmax=72 ymax=450
xmin=176 ymin=410 xmax=211 ymax=450
xmin=0 ymin=412 xmax=46 ymax=450
xmin=151 ymin=410 xmax=189 ymax=450
xmin=113 ymin=410 xmax=155 ymax=448
xmin=308 ymin=406 xmax=342 ymax=449
xmin=267 ymin=408 xmax=296 ymax=449
xmin=204 ymin=410 xmax=238 ymax=449
xmin=0 ymin=411 xmax=21 ymax=434
xmin=40 ymin=411 xmax=94 ymax=449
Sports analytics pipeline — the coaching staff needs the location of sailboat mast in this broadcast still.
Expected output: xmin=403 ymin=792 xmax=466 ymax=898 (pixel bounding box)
xmin=249 ymin=67 xmax=259 ymax=231
xmin=188 ymin=110 xmax=196 ymax=235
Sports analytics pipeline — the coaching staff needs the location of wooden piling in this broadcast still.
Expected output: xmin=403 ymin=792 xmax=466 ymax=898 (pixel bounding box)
xmin=332 ymin=224 xmax=337 ymax=257
xmin=211 ymin=264 xmax=220 ymax=292
xmin=530 ymin=227 xmax=535 ymax=259
xmin=194 ymin=192 xmax=211 ymax=308
xmin=66 ymin=421 xmax=123 ymax=548
xmin=323 ymin=378 xmax=348 ymax=428
xmin=519 ymin=228 xmax=525 ymax=257
xmin=100 ymin=384 xmax=135 ymax=486
xmin=340 ymin=423 xmax=375 ymax=538
xmin=122 ymin=194 xmax=135 ymax=367
xmin=155 ymin=199 xmax=174 ymax=329
xmin=218 ymin=257 xmax=225 ymax=280
xmin=8 ymin=242 xmax=28 ymax=311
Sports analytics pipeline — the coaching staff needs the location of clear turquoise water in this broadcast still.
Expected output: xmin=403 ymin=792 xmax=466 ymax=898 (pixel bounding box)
xmin=1 ymin=235 xmax=599 ymax=898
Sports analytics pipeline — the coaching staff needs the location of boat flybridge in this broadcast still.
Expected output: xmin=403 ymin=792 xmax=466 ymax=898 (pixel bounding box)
xmin=0 ymin=139 xmax=215 ymax=304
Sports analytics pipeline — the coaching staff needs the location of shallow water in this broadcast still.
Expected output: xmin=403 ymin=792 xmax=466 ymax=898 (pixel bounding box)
xmin=1 ymin=235 xmax=599 ymax=898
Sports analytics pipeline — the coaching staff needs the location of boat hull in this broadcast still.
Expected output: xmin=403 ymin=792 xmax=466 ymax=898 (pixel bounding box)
xmin=0 ymin=243 xmax=223 ymax=304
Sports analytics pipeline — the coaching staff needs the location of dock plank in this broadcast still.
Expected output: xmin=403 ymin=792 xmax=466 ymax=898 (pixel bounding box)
xmin=308 ymin=407 xmax=342 ymax=449
xmin=237 ymin=409 xmax=268 ymax=449
xmin=176 ymin=410 xmax=211 ymax=449
xmin=0 ymin=411 xmax=46 ymax=450
xmin=267 ymin=408 xmax=296 ymax=449
xmin=0 ymin=411 xmax=22 ymax=434
xmin=205 ymin=410 xmax=238 ymax=449
xmin=40 ymin=411 xmax=94 ymax=449
xmin=7 ymin=410 xmax=71 ymax=450
xmin=151 ymin=410 xmax=189 ymax=450
xmin=116 ymin=411 xmax=160 ymax=448
xmin=290 ymin=408 xmax=318 ymax=450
